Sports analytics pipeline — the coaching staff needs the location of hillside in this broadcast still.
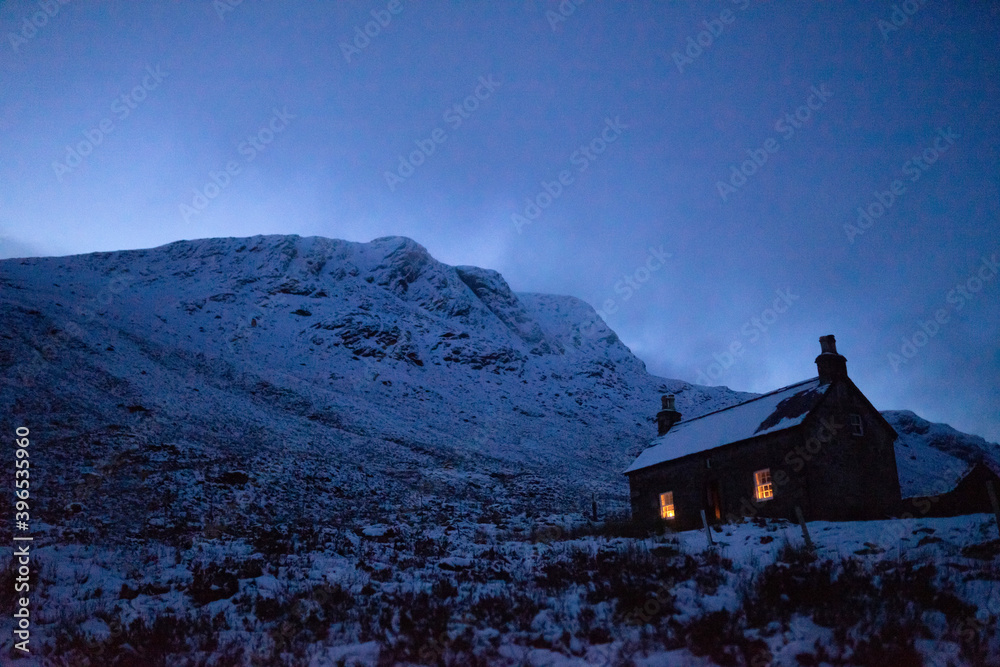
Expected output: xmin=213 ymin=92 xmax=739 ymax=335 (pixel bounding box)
xmin=0 ymin=235 xmax=758 ymax=532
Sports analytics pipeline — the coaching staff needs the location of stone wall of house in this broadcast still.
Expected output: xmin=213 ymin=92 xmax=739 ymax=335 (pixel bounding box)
xmin=627 ymin=427 xmax=808 ymax=531
xmin=801 ymin=379 xmax=901 ymax=520
xmin=626 ymin=379 xmax=903 ymax=530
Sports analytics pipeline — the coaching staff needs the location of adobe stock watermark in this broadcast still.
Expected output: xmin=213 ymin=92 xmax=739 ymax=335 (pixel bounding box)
xmin=383 ymin=75 xmax=500 ymax=192
xmin=545 ymin=0 xmax=588 ymax=32
xmin=590 ymin=245 xmax=673 ymax=326
xmin=716 ymin=83 xmax=833 ymax=202
xmin=179 ymin=107 xmax=295 ymax=223
xmin=844 ymin=127 xmax=958 ymax=244
xmin=7 ymin=0 xmax=72 ymax=54
xmin=511 ymin=115 xmax=628 ymax=234
xmin=887 ymin=251 xmax=998 ymax=372
xmin=876 ymin=0 xmax=929 ymax=42
xmin=51 ymin=65 xmax=168 ymax=183
xmin=340 ymin=0 xmax=405 ymax=63
xmin=212 ymin=0 xmax=244 ymax=21
xmin=670 ymin=0 xmax=751 ymax=74
xmin=693 ymin=288 xmax=800 ymax=385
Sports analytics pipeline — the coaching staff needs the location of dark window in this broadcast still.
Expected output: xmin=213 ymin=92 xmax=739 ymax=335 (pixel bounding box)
xmin=850 ymin=414 xmax=864 ymax=436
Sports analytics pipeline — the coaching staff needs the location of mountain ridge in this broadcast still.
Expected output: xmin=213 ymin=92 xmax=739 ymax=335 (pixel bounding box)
xmin=1 ymin=233 xmax=997 ymax=534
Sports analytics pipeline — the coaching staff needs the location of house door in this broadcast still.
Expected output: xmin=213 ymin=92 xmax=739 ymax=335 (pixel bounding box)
xmin=706 ymin=480 xmax=722 ymax=521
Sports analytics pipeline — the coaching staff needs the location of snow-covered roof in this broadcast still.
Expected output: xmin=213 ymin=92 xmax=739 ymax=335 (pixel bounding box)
xmin=624 ymin=378 xmax=831 ymax=473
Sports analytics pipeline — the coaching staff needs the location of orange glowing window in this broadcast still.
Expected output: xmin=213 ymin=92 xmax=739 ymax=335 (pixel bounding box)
xmin=754 ymin=469 xmax=774 ymax=501
xmin=659 ymin=492 xmax=675 ymax=519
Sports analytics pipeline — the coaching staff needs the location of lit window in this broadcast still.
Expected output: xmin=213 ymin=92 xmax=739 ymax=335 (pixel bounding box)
xmin=754 ymin=469 xmax=773 ymax=501
xmin=850 ymin=414 xmax=864 ymax=436
xmin=659 ymin=492 xmax=675 ymax=519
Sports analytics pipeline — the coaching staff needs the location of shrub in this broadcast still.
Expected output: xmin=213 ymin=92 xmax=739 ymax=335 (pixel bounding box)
xmin=685 ymin=610 xmax=743 ymax=664
xmin=255 ymin=594 xmax=288 ymax=622
xmin=961 ymin=539 xmax=1000 ymax=560
xmin=467 ymin=590 xmax=543 ymax=632
xmin=851 ymin=620 xmax=924 ymax=666
xmin=432 ymin=577 xmax=459 ymax=600
xmin=189 ymin=563 xmax=239 ymax=605
xmin=379 ymin=590 xmax=455 ymax=663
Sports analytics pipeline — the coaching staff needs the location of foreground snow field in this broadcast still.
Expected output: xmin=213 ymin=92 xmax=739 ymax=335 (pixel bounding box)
xmin=3 ymin=512 xmax=998 ymax=665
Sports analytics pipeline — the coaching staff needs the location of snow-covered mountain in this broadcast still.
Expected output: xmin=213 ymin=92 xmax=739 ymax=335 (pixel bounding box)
xmin=0 ymin=234 xmax=996 ymax=530
xmin=887 ymin=409 xmax=1000 ymax=498
xmin=0 ymin=235 xmax=746 ymax=535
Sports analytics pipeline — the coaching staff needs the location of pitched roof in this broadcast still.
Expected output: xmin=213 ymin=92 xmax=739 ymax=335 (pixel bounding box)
xmin=624 ymin=378 xmax=832 ymax=473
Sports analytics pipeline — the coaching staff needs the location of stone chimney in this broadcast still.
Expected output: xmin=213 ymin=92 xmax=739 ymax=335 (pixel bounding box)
xmin=656 ymin=394 xmax=682 ymax=436
xmin=815 ymin=334 xmax=848 ymax=384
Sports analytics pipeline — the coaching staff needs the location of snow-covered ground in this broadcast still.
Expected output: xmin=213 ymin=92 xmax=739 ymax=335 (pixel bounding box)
xmin=4 ymin=512 xmax=998 ymax=665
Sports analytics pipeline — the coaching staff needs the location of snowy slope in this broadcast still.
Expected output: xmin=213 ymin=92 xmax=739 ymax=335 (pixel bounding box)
xmin=887 ymin=409 xmax=1000 ymax=498
xmin=0 ymin=235 xmax=752 ymax=535
xmin=1 ymin=234 xmax=997 ymax=529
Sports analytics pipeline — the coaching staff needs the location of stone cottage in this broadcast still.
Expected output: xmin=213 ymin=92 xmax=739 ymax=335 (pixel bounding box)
xmin=624 ymin=335 xmax=903 ymax=530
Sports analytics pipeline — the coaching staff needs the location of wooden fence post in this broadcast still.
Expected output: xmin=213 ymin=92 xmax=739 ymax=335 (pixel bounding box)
xmin=987 ymin=481 xmax=1000 ymax=537
xmin=701 ymin=509 xmax=714 ymax=546
xmin=795 ymin=506 xmax=814 ymax=551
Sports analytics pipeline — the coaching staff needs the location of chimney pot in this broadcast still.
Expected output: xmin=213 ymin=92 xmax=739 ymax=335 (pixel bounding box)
xmin=815 ymin=334 xmax=847 ymax=383
xmin=656 ymin=394 xmax=682 ymax=436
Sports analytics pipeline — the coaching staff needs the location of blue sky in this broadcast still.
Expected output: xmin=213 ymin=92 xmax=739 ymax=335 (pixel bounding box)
xmin=2 ymin=1 xmax=998 ymax=442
